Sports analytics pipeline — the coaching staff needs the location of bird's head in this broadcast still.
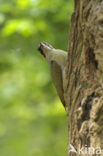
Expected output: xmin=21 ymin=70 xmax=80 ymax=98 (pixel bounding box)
xmin=38 ymin=42 xmax=53 ymax=59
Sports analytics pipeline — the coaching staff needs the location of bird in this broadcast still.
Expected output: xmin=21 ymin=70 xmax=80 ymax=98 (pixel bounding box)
xmin=38 ymin=42 xmax=67 ymax=111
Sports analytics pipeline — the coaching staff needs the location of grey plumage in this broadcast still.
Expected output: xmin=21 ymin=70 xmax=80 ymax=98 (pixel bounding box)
xmin=38 ymin=42 xmax=67 ymax=110
xmin=50 ymin=61 xmax=66 ymax=107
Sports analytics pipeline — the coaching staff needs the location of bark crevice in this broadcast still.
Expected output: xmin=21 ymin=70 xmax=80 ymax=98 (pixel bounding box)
xmin=67 ymin=1 xmax=103 ymax=155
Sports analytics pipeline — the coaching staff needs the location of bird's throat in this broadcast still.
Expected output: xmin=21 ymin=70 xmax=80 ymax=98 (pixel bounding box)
xmin=41 ymin=50 xmax=46 ymax=58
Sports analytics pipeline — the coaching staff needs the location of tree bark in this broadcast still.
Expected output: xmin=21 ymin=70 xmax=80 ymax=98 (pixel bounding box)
xmin=66 ymin=0 xmax=103 ymax=155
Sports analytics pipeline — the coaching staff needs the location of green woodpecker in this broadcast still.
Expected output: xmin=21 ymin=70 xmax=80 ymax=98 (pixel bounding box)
xmin=38 ymin=42 xmax=67 ymax=111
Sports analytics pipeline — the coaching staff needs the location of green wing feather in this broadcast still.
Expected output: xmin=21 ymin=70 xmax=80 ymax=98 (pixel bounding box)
xmin=50 ymin=61 xmax=66 ymax=108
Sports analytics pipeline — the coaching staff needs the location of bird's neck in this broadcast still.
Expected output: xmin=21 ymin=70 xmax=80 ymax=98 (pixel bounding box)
xmin=46 ymin=50 xmax=66 ymax=69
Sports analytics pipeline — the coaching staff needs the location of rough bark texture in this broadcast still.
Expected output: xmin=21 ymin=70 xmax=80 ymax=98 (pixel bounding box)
xmin=66 ymin=0 xmax=103 ymax=155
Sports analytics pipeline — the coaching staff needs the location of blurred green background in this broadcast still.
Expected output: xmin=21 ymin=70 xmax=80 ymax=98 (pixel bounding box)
xmin=0 ymin=0 xmax=73 ymax=156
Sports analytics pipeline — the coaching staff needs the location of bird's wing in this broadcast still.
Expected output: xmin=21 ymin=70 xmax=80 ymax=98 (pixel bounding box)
xmin=50 ymin=61 xmax=66 ymax=108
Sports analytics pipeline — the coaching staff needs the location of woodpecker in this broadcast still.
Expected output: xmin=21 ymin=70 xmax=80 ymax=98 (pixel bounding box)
xmin=38 ymin=42 xmax=67 ymax=110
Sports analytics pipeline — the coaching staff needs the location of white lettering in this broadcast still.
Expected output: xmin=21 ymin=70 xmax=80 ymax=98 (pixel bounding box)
xmin=96 ymin=147 xmax=101 ymax=155
xmin=78 ymin=144 xmax=84 ymax=154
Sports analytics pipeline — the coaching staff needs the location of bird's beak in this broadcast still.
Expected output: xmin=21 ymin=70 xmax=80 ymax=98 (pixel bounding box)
xmin=38 ymin=43 xmax=46 ymax=58
xmin=37 ymin=42 xmax=42 ymax=51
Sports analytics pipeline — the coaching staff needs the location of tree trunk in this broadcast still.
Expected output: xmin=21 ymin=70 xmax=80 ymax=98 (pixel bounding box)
xmin=66 ymin=0 xmax=103 ymax=155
